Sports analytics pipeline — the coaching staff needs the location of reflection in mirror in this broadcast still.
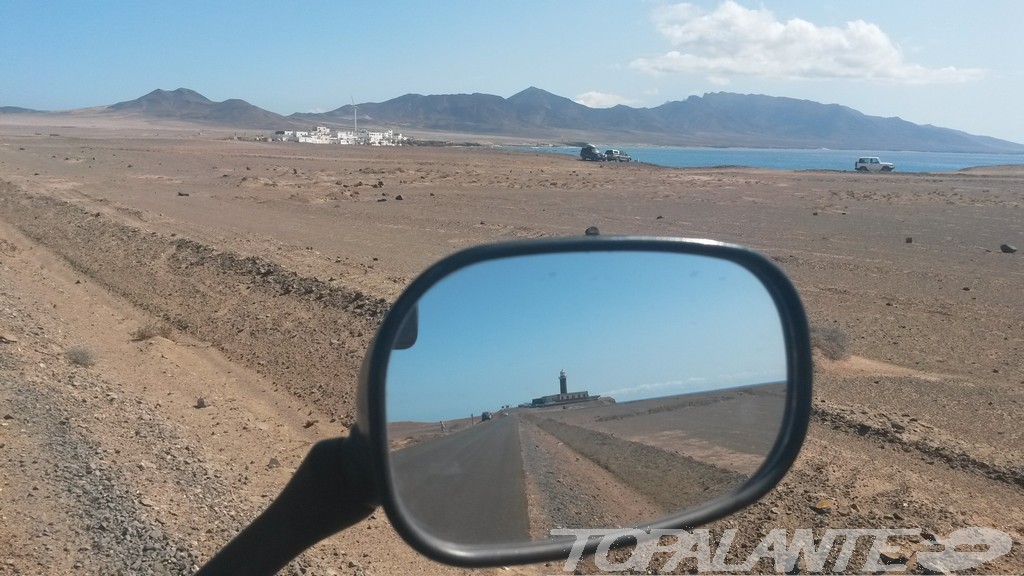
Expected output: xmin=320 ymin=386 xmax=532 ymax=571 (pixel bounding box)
xmin=385 ymin=251 xmax=787 ymax=546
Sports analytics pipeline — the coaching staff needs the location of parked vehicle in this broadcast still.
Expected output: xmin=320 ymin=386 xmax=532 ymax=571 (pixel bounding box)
xmin=605 ymin=149 xmax=632 ymax=162
xmin=855 ymin=156 xmax=894 ymax=171
xmin=579 ymin=144 xmax=605 ymax=161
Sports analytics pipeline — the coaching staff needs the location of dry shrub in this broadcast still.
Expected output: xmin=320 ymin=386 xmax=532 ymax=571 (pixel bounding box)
xmin=66 ymin=346 xmax=96 ymax=367
xmin=130 ymin=322 xmax=172 ymax=342
xmin=810 ymin=323 xmax=851 ymax=360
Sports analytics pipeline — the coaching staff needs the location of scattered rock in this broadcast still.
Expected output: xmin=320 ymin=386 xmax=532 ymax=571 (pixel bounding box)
xmin=879 ymin=548 xmax=909 ymax=565
xmin=177 ymin=191 xmax=190 ymax=197
xmin=194 ymin=397 xmax=209 ymax=409
xmin=0 ymin=333 xmax=18 ymax=343
xmin=811 ymin=498 xmax=834 ymax=514
xmin=303 ymin=419 xmax=318 ymax=429
xmin=1000 ymin=243 xmax=1017 ymax=253
xmin=584 ymin=226 xmax=600 ymax=236
xmin=395 ymin=194 xmax=404 ymax=201
xmin=267 ymin=457 xmax=281 ymax=469
xmin=905 ymin=237 xmax=913 ymax=243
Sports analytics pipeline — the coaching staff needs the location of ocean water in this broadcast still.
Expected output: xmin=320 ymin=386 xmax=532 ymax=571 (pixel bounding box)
xmin=519 ymin=146 xmax=1024 ymax=173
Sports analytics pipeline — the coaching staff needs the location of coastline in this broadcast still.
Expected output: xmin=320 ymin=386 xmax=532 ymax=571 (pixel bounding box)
xmin=506 ymin=144 xmax=1024 ymax=173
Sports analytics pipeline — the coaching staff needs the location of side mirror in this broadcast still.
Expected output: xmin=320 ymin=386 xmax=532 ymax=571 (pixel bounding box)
xmin=353 ymin=237 xmax=812 ymax=567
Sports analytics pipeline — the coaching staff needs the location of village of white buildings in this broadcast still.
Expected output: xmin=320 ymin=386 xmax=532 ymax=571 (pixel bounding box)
xmin=271 ymin=126 xmax=407 ymax=146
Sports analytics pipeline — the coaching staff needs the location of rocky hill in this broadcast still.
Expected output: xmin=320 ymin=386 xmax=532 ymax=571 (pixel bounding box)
xmin=107 ymin=88 xmax=297 ymax=129
xmin=295 ymin=87 xmax=1024 ymax=153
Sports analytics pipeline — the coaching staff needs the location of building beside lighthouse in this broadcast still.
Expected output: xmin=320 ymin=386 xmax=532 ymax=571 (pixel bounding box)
xmin=527 ymin=370 xmax=598 ymax=407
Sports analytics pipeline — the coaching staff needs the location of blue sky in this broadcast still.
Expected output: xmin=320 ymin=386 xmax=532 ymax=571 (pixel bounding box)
xmin=2 ymin=1 xmax=1022 ymax=143
xmin=386 ymin=251 xmax=786 ymax=422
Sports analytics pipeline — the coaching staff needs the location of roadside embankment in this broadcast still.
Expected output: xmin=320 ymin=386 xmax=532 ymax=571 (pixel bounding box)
xmin=0 ymin=181 xmax=388 ymax=424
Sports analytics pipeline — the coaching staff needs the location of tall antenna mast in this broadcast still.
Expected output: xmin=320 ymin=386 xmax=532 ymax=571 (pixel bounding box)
xmin=351 ymin=96 xmax=357 ymax=135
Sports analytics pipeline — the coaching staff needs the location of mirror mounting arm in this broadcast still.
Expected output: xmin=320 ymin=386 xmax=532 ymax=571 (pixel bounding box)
xmin=196 ymin=436 xmax=379 ymax=575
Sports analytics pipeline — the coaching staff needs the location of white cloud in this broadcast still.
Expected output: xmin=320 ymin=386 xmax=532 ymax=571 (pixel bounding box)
xmin=631 ymin=1 xmax=985 ymax=84
xmin=597 ymin=369 xmax=783 ymax=400
xmin=574 ymin=91 xmax=638 ymax=108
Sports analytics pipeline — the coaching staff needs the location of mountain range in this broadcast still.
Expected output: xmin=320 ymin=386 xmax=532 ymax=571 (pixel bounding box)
xmin=6 ymin=87 xmax=1023 ymax=153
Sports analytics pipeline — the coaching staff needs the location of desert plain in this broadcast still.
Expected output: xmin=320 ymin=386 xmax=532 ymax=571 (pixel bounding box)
xmin=0 ymin=119 xmax=1022 ymax=574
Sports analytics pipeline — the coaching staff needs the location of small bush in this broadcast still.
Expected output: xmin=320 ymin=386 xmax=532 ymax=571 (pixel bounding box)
xmin=810 ymin=323 xmax=851 ymax=361
xmin=66 ymin=346 xmax=96 ymax=367
xmin=130 ymin=322 xmax=172 ymax=342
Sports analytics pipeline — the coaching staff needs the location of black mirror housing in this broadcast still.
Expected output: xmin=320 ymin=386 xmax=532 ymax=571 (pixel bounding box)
xmin=350 ymin=236 xmax=812 ymax=567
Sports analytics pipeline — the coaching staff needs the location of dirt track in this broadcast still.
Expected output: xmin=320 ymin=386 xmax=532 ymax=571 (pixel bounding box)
xmin=0 ymin=125 xmax=1022 ymax=574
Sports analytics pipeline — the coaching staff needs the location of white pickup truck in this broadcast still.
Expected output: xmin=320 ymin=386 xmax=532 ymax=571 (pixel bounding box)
xmin=854 ymin=157 xmax=894 ymax=172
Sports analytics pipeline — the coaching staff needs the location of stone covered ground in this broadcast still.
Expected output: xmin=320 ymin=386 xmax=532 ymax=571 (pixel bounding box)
xmin=0 ymin=126 xmax=1021 ymax=574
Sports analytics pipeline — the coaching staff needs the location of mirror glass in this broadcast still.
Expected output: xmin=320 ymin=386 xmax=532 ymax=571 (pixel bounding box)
xmin=385 ymin=251 xmax=787 ymax=546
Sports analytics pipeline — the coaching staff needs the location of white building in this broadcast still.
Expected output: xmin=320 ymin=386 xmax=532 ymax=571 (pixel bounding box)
xmin=271 ymin=126 xmax=406 ymax=146
xmin=365 ymin=129 xmax=407 ymax=146
xmin=335 ymin=130 xmax=360 ymax=145
xmin=298 ymin=126 xmax=333 ymax=144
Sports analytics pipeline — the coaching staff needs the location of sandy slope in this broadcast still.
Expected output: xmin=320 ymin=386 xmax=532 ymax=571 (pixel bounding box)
xmin=0 ymin=124 xmax=1021 ymax=574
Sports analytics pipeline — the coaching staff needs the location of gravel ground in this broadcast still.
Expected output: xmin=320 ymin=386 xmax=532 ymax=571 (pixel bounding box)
xmin=0 ymin=271 xmax=206 ymax=573
xmin=517 ymin=417 xmax=664 ymax=538
xmin=2 ymin=369 xmax=203 ymax=574
xmin=1 ymin=132 xmax=1022 ymax=574
xmin=529 ymin=416 xmax=747 ymax=513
